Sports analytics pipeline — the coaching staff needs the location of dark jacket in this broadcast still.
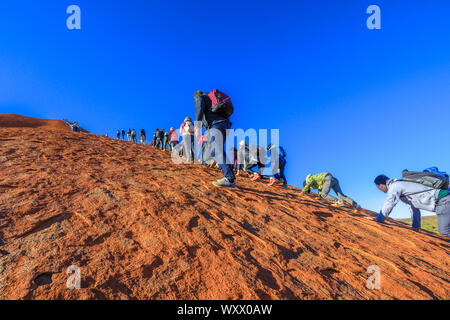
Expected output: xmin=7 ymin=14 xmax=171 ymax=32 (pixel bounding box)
xmin=195 ymin=94 xmax=227 ymax=128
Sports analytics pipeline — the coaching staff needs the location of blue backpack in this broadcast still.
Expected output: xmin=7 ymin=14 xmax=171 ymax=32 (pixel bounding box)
xmin=423 ymin=167 xmax=447 ymax=176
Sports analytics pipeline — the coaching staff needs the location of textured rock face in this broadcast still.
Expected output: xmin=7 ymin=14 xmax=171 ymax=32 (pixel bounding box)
xmin=0 ymin=114 xmax=449 ymax=300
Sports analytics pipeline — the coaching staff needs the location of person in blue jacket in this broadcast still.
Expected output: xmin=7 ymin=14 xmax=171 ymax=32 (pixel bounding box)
xmin=265 ymin=144 xmax=287 ymax=186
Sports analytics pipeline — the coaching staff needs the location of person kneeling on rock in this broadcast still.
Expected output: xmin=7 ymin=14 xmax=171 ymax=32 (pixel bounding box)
xmin=302 ymin=172 xmax=360 ymax=209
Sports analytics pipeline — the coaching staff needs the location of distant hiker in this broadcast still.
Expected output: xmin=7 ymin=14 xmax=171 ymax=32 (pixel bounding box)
xmin=374 ymin=171 xmax=450 ymax=237
xmin=302 ymin=173 xmax=359 ymax=208
xmin=266 ymin=143 xmax=287 ymax=186
xmin=71 ymin=124 xmax=80 ymax=132
xmin=163 ymin=131 xmax=170 ymax=151
xmin=230 ymin=147 xmax=239 ymax=171
xmin=153 ymin=128 xmax=160 ymax=148
xmin=181 ymin=117 xmax=195 ymax=162
xmin=194 ymin=89 xmax=235 ymax=187
xmin=158 ymin=128 xmax=165 ymax=150
xmin=168 ymin=127 xmax=178 ymax=152
xmin=131 ymin=129 xmax=137 ymax=143
xmin=127 ymin=129 xmax=132 ymax=142
xmin=236 ymin=140 xmax=267 ymax=179
xmin=199 ymin=132 xmax=211 ymax=165
xmin=121 ymin=129 xmax=125 ymax=140
xmin=116 ymin=130 xmax=121 ymax=139
xmin=65 ymin=120 xmax=80 ymax=132
xmin=140 ymin=129 xmax=146 ymax=144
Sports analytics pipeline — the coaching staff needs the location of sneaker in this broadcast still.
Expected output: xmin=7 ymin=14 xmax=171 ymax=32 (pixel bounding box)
xmin=251 ymin=173 xmax=261 ymax=181
xmin=208 ymin=161 xmax=217 ymax=169
xmin=212 ymin=178 xmax=236 ymax=188
xmin=268 ymin=178 xmax=277 ymax=186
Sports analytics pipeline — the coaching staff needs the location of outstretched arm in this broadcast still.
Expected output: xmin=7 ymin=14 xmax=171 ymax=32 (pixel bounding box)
xmin=380 ymin=186 xmax=401 ymax=218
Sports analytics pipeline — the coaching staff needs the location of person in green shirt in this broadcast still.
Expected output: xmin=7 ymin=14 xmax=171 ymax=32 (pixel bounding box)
xmin=302 ymin=172 xmax=359 ymax=208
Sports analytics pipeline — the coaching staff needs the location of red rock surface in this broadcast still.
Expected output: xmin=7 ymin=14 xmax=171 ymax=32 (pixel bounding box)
xmin=0 ymin=114 xmax=449 ymax=300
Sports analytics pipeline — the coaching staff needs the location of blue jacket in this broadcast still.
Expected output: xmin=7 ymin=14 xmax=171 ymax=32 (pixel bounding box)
xmin=269 ymin=146 xmax=286 ymax=163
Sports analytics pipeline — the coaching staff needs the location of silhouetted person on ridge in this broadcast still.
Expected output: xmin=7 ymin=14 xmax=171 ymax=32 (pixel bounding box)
xmin=158 ymin=128 xmax=165 ymax=150
xmin=140 ymin=129 xmax=146 ymax=144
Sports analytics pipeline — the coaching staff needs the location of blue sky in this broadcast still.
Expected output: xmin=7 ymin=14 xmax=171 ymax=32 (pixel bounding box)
xmin=1 ymin=0 xmax=449 ymax=219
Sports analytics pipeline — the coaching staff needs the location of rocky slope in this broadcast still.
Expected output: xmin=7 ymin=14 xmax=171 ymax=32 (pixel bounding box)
xmin=0 ymin=114 xmax=449 ymax=300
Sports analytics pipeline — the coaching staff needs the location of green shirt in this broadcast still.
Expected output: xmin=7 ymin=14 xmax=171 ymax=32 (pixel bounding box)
xmin=438 ymin=189 xmax=450 ymax=200
xmin=303 ymin=172 xmax=330 ymax=195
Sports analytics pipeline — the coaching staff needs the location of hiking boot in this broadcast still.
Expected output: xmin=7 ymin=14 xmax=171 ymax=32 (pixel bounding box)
xmin=251 ymin=173 xmax=261 ymax=181
xmin=268 ymin=177 xmax=277 ymax=186
xmin=212 ymin=178 xmax=236 ymax=188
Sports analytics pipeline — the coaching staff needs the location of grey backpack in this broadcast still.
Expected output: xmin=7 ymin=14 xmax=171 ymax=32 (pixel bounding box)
xmin=401 ymin=170 xmax=449 ymax=190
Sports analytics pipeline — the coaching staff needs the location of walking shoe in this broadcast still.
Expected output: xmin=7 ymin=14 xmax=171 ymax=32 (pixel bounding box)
xmin=208 ymin=161 xmax=217 ymax=169
xmin=331 ymin=201 xmax=345 ymax=207
xmin=212 ymin=178 xmax=236 ymax=188
xmin=268 ymin=177 xmax=277 ymax=186
xmin=251 ymin=173 xmax=261 ymax=181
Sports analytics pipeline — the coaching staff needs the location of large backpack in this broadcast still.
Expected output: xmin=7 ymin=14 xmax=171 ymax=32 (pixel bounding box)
xmin=208 ymin=89 xmax=234 ymax=119
xmin=401 ymin=170 xmax=449 ymax=190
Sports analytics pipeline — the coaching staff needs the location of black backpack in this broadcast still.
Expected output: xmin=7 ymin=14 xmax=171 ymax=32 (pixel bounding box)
xmin=207 ymin=89 xmax=234 ymax=119
xmin=401 ymin=170 xmax=449 ymax=196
